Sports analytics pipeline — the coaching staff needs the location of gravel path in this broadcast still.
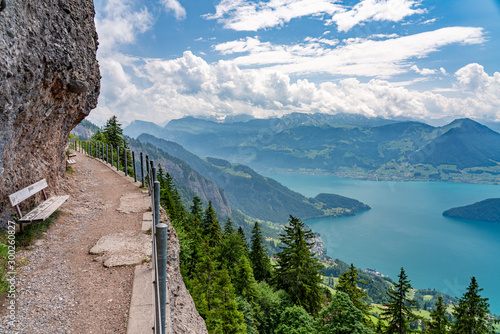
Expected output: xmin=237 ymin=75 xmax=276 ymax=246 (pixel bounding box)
xmin=0 ymin=151 xmax=146 ymax=333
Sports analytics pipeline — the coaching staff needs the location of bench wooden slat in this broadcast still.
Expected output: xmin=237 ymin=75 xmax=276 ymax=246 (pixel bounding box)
xmin=19 ymin=195 xmax=69 ymax=222
xmin=8 ymin=179 xmax=48 ymax=206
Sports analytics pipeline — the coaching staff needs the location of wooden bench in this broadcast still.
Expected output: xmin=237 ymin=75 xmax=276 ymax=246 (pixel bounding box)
xmin=8 ymin=179 xmax=69 ymax=231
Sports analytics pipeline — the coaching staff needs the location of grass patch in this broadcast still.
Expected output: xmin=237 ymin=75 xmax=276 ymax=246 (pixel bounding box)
xmin=15 ymin=210 xmax=62 ymax=248
xmin=423 ymin=294 xmax=434 ymax=302
xmin=0 ymin=233 xmax=10 ymax=295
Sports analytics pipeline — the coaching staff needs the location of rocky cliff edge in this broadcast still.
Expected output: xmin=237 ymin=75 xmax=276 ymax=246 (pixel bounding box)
xmin=0 ymin=0 xmax=100 ymax=226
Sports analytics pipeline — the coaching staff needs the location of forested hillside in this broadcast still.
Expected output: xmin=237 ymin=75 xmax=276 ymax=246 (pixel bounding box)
xmin=443 ymin=198 xmax=500 ymax=223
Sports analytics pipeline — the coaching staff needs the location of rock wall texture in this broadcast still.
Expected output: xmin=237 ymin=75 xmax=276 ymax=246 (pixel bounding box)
xmin=162 ymin=208 xmax=209 ymax=334
xmin=0 ymin=0 xmax=100 ymax=226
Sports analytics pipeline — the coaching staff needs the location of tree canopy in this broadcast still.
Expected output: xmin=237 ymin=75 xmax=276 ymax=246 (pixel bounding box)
xmin=273 ymin=215 xmax=324 ymax=315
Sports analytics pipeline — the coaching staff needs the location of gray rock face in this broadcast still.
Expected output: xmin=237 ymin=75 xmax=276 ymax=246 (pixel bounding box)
xmin=0 ymin=0 xmax=100 ymax=226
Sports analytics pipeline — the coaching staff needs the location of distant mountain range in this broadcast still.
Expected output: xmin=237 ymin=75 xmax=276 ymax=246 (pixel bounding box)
xmin=124 ymin=113 xmax=500 ymax=184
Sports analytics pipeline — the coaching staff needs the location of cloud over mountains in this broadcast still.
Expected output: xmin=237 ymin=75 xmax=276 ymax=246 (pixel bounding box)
xmin=90 ymin=0 xmax=500 ymax=126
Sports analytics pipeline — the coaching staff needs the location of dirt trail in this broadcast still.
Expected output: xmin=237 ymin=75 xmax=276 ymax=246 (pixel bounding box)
xmin=1 ymin=151 xmax=149 ymax=333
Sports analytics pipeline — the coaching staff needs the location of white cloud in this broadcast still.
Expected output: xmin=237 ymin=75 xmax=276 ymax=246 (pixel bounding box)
xmin=370 ymin=33 xmax=399 ymax=39
xmin=328 ymin=0 xmax=426 ymax=32
xmin=411 ymin=65 xmax=437 ymax=75
xmin=90 ymin=50 xmax=500 ymax=126
xmin=95 ymin=0 xmax=154 ymax=55
xmin=206 ymin=0 xmax=425 ymax=32
xmin=422 ymin=18 xmax=438 ymax=25
xmin=453 ymin=63 xmax=500 ymax=120
xmin=160 ymin=0 xmax=187 ymax=20
xmin=205 ymin=0 xmax=342 ymax=31
xmin=213 ymin=27 xmax=485 ymax=78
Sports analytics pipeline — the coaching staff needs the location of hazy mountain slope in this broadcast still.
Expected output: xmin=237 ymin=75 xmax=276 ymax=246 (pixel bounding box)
xmin=410 ymin=119 xmax=500 ymax=168
xmin=126 ymin=137 xmax=232 ymax=217
xmin=137 ymin=134 xmax=370 ymax=223
xmin=124 ymin=120 xmax=164 ymax=139
xmin=125 ymin=114 xmax=500 ymax=183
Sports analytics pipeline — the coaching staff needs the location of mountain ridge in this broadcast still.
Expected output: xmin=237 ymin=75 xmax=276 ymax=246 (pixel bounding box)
xmin=125 ymin=113 xmax=500 ymax=184
xmin=136 ymin=133 xmax=371 ymax=224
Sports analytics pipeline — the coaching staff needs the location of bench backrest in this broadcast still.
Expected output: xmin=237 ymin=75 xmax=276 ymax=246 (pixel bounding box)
xmin=8 ymin=179 xmax=48 ymax=206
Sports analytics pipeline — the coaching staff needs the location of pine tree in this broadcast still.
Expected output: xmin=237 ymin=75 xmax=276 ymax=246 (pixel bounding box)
xmin=159 ymin=171 xmax=185 ymax=222
xmin=427 ymin=296 xmax=449 ymax=334
xmin=249 ymin=222 xmax=272 ymax=282
xmin=234 ymin=256 xmax=259 ymax=303
xmin=216 ymin=233 xmax=248 ymax=278
xmin=237 ymin=226 xmax=249 ymax=252
xmin=224 ymin=218 xmax=236 ymax=236
xmin=91 ymin=129 xmax=105 ymax=142
xmin=157 ymin=164 xmax=165 ymax=188
xmin=452 ymin=277 xmax=495 ymax=334
xmin=207 ymin=269 xmax=247 ymax=334
xmin=191 ymin=250 xmax=218 ymax=317
xmin=275 ymin=305 xmax=315 ymax=334
xmin=190 ymin=196 xmax=203 ymax=219
xmin=336 ymin=263 xmax=370 ymax=320
xmin=381 ymin=267 xmax=420 ymax=334
xmin=315 ymin=291 xmax=374 ymax=334
xmin=192 ymin=256 xmax=246 ymax=334
xmin=102 ymin=115 xmax=124 ymax=148
xmin=375 ymin=319 xmax=384 ymax=334
xmin=203 ymin=201 xmax=222 ymax=246
xmin=273 ymin=215 xmax=324 ymax=315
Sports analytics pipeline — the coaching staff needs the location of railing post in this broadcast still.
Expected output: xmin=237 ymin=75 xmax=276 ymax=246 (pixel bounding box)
xmin=111 ymin=144 xmax=114 ymax=167
xmin=156 ymin=221 xmax=167 ymax=334
xmin=146 ymin=155 xmax=150 ymax=190
xmin=117 ymin=146 xmax=120 ymax=171
xmin=140 ymin=152 xmax=145 ymax=188
xmin=132 ymin=151 xmax=137 ymax=182
xmin=125 ymin=149 xmax=128 ymax=177
xmin=106 ymin=144 xmax=109 ymax=164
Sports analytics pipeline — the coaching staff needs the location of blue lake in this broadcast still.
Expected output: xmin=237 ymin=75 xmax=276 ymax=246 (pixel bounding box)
xmin=265 ymin=174 xmax=500 ymax=314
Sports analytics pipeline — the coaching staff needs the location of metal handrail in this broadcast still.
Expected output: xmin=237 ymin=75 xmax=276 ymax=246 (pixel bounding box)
xmin=69 ymin=138 xmax=167 ymax=334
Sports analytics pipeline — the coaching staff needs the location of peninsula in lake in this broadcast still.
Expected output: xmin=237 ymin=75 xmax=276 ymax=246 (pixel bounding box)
xmin=443 ymin=198 xmax=500 ymax=223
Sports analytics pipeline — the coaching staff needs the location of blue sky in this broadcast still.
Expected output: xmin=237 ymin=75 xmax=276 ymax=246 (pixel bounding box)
xmin=90 ymin=0 xmax=500 ymax=126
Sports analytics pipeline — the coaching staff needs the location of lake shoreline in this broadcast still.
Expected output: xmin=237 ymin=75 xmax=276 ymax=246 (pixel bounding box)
xmin=266 ymin=173 xmax=500 ymax=315
xmin=260 ymin=167 xmax=500 ymax=185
